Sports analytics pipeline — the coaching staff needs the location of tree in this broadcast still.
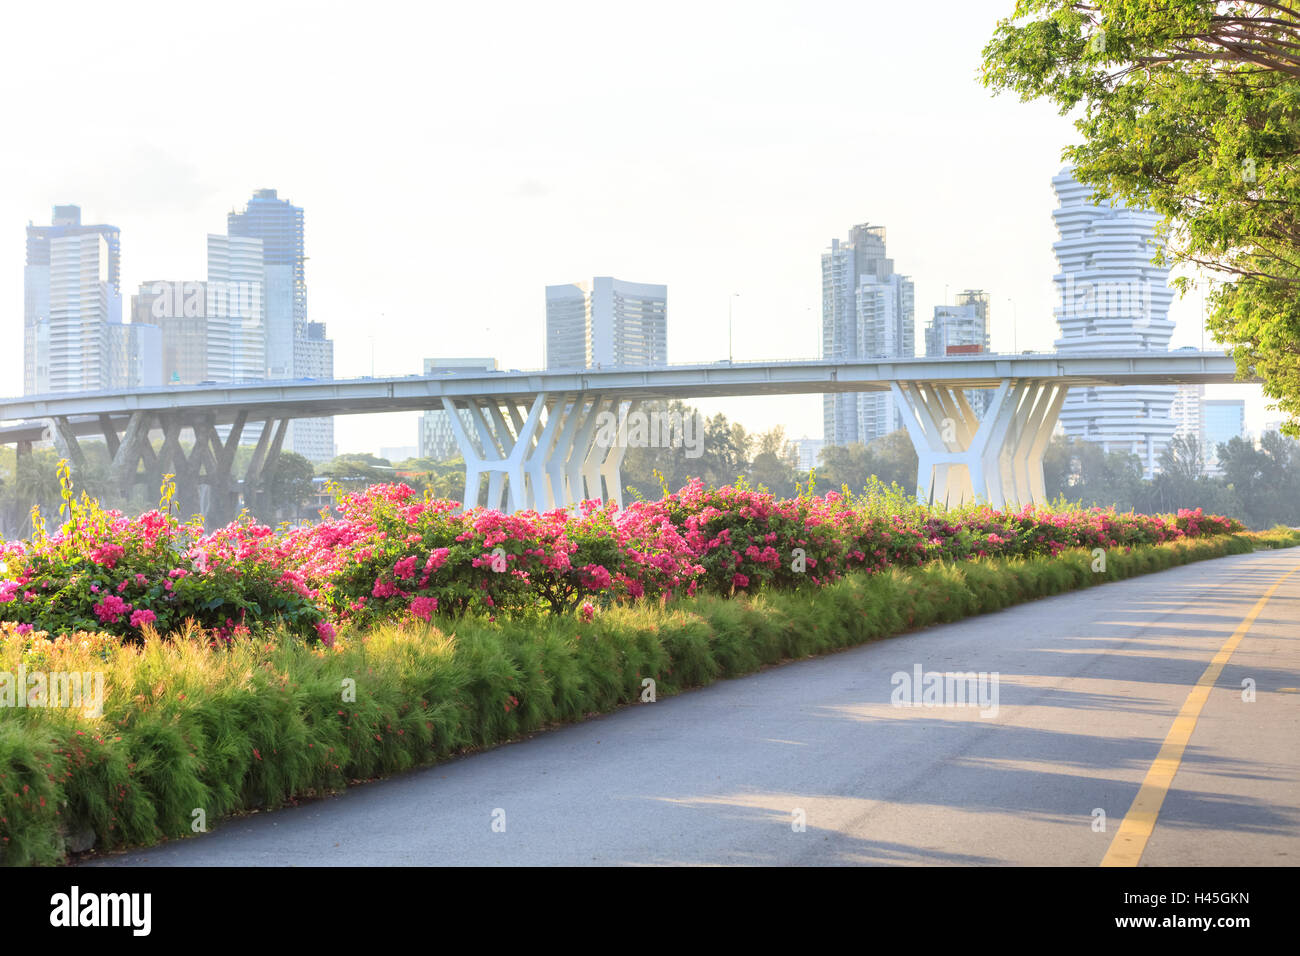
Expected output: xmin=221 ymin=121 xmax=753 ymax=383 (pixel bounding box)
xmin=621 ymin=400 xmax=713 ymax=500
xmin=316 ymin=453 xmax=396 ymax=489
xmin=862 ymin=429 xmax=919 ymax=491
xmin=10 ymin=449 xmax=63 ymax=534
xmin=747 ymin=426 xmax=800 ymax=497
xmin=390 ymin=457 xmax=467 ymax=503
xmin=1043 ymin=434 xmax=1144 ymax=510
xmin=1217 ymin=430 xmax=1300 ymax=526
xmin=269 ymin=451 xmax=317 ymax=520
xmin=817 ymin=442 xmax=873 ymax=493
xmin=1158 ymin=434 xmax=1205 ymax=483
xmin=982 ymin=2 xmax=1300 ymax=435
xmin=816 ymin=430 xmax=919 ymax=494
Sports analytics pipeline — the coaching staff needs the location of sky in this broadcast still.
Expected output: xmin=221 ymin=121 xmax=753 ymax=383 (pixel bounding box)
xmin=0 ymin=0 xmax=1270 ymax=456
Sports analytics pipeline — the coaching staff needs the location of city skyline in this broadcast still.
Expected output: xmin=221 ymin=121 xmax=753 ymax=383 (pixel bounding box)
xmin=0 ymin=0 xmax=1267 ymax=454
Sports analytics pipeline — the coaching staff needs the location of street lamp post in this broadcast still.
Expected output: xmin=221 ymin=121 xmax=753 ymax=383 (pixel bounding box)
xmin=728 ymin=292 xmax=740 ymax=362
xmin=1006 ymin=298 xmax=1018 ymax=354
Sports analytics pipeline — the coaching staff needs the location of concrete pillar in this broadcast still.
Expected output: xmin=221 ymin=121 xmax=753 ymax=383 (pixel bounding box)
xmin=441 ymin=391 xmax=638 ymax=515
xmin=893 ymin=378 xmax=1068 ymax=509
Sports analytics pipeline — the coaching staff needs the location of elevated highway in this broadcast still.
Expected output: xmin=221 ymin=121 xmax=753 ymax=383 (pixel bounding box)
xmin=0 ymin=350 xmax=1250 ymax=520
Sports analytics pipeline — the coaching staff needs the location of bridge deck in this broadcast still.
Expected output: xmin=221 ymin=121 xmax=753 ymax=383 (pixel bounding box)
xmin=0 ymin=351 xmax=1249 ymax=443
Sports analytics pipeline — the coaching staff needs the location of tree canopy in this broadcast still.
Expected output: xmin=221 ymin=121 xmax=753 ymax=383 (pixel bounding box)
xmin=981 ymin=1 xmax=1300 ymax=435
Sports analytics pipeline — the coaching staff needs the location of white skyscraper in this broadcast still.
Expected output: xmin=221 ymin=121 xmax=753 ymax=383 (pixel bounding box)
xmin=926 ymin=290 xmax=993 ymax=416
xmin=545 ymin=277 xmax=667 ymax=370
xmin=926 ymin=291 xmax=991 ymax=357
xmin=822 ymin=224 xmax=915 ymax=445
xmin=1051 ymin=169 xmax=1177 ymax=477
xmin=24 ymin=205 xmax=122 ymax=395
xmin=206 ymin=234 xmax=265 ymax=383
xmin=1171 ymin=383 xmax=1206 ymax=448
xmin=47 ymin=232 xmax=118 ymax=392
xmin=291 ymin=322 xmax=336 ymax=461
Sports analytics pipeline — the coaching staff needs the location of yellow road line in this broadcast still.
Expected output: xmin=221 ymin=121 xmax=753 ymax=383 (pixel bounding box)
xmin=1100 ymin=561 xmax=1300 ymax=867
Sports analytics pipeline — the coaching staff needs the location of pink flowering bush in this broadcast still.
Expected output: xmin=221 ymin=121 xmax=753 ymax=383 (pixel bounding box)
xmin=0 ymin=468 xmax=328 ymax=645
xmin=0 ymin=466 xmax=1244 ymax=645
xmin=280 ymin=483 xmax=702 ymax=628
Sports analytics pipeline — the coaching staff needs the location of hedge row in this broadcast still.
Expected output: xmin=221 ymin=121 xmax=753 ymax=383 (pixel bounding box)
xmin=1 ymin=528 xmax=1296 ymax=865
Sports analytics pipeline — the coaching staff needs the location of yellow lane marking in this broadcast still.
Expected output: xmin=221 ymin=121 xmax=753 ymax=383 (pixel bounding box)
xmin=1100 ymin=562 xmax=1300 ymax=867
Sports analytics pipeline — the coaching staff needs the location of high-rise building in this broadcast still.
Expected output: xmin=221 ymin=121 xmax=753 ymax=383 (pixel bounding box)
xmin=821 ymin=224 xmax=915 ymax=445
xmin=545 ymin=277 xmax=667 ymax=370
xmin=24 ymin=206 xmax=122 ymax=394
xmin=132 ymin=280 xmax=209 ymax=385
xmin=228 ymin=188 xmax=305 ymax=335
xmin=419 ymin=358 xmax=499 ymax=460
xmin=47 ymin=233 xmax=116 ymax=393
xmin=1051 ymin=169 xmax=1177 ymax=477
xmin=292 ymin=322 xmax=336 ymax=462
xmin=227 ymin=188 xmax=334 ymax=456
xmin=926 ymin=291 xmax=990 ymax=357
xmin=1203 ymin=399 xmax=1246 ymax=470
xmin=790 ymin=437 xmax=826 ymax=473
xmin=107 ymin=322 xmax=162 ymax=390
xmin=1170 ymin=383 xmax=1206 ymax=448
xmin=206 ymin=234 xmax=265 ymax=383
xmin=926 ymin=289 xmax=993 ymax=416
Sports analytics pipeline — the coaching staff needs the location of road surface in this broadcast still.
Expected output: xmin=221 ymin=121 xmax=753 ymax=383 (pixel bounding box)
xmin=88 ymin=547 xmax=1300 ymax=866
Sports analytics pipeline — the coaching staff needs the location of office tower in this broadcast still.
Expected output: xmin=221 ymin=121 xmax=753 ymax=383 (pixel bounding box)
xmin=292 ymin=322 xmax=336 ymax=461
xmin=227 ymin=188 xmax=334 ymax=455
xmin=1203 ymin=399 xmax=1246 ymax=471
xmin=47 ymin=233 xmax=116 ymax=392
xmin=419 ymin=358 xmax=499 ymax=460
xmin=1170 ymin=383 xmax=1206 ymax=450
xmin=206 ymin=234 xmax=265 ymax=383
xmin=926 ymin=289 xmax=993 ymax=416
xmin=926 ymin=290 xmax=991 ymax=357
xmin=24 ymin=206 xmax=122 ymax=394
xmin=107 ymin=323 xmax=162 ymax=389
xmin=790 ymin=437 xmax=826 ymax=473
xmin=821 ymin=224 xmax=915 ymax=445
xmin=228 ymin=188 xmax=300 ymax=378
xmin=545 ymin=277 xmax=667 ymax=370
xmin=132 ymin=280 xmax=209 ymax=385
xmin=1051 ymin=168 xmax=1176 ymax=477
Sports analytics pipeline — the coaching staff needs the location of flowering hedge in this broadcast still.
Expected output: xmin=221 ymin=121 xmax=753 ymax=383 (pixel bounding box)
xmin=0 ymin=469 xmax=328 ymax=645
xmin=276 ymin=484 xmax=703 ymax=629
xmin=634 ymin=480 xmax=1242 ymax=593
xmin=0 ymin=470 xmax=1243 ymax=645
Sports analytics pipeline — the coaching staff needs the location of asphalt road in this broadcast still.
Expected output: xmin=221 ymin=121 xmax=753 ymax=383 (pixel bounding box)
xmin=88 ymin=547 xmax=1300 ymax=866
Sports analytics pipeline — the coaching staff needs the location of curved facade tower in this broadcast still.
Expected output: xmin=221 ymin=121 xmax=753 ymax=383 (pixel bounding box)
xmin=1051 ymin=168 xmax=1176 ymax=477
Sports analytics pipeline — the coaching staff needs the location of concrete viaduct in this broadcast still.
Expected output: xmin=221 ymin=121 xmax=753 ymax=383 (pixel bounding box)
xmin=0 ymin=351 xmax=1248 ymax=522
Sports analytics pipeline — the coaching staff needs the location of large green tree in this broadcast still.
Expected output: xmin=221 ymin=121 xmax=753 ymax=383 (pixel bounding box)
xmin=982 ymin=1 xmax=1300 ymax=434
xmin=816 ymin=430 xmax=920 ymax=495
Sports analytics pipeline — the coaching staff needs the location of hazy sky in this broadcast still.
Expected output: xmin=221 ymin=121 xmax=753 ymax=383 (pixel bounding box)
xmin=0 ymin=0 xmax=1267 ymax=454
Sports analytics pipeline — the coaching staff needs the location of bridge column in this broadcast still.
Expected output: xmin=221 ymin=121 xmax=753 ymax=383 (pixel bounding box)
xmin=443 ymin=394 xmax=547 ymax=512
xmin=207 ymin=412 xmax=246 ymax=526
xmin=893 ymin=379 xmax=1068 ymax=509
xmin=109 ymin=411 xmax=155 ymax=499
xmin=52 ymin=417 xmax=87 ymax=471
xmin=242 ymin=418 xmax=288 ymax=519
xmin=596 ymin=400 xmax=639 ymax=509
xmin=442 ymin=392 xmax=638 ymax=514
